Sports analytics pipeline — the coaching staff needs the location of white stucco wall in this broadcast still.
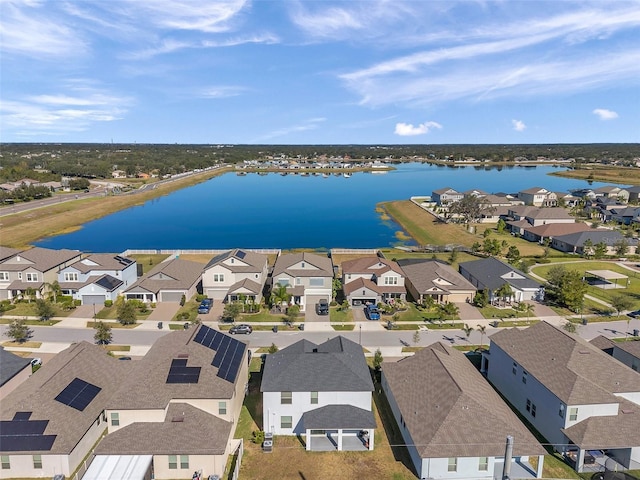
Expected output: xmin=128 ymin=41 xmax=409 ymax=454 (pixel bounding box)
xmin=262 ymin=390 xmax=371 ymax=435
xmin=0 ymin=453 xmax=70 ymax=479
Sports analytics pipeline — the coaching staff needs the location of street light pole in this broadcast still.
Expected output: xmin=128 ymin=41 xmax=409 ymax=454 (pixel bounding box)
xmin=359 ymin=324 xmax=362 ymax=345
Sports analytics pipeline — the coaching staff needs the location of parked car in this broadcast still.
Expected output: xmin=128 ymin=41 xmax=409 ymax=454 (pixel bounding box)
xmin=198 ymin=298 xmax=213 ymax=314
xmin=315 ymin=299 xmax=329 ymax=315
xmin=628 ymin=310 xmax=640 ymax=318
xmin=364 ymin=304 xmax=380 ymax=321
xmin=229 ymin=324 xmax=253 ymax=335
xmin=30 ymin=357 xmax=42 ymax=367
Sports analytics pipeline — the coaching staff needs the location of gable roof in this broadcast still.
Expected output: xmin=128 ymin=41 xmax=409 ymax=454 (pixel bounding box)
xmin=523 ymin=222 xmax=591 ymax=237
xmin=0 ymin=347 xmax=31 ymax=386
xmin=458 ymin=257 xmax=540 ymax=291
xmin=261 ymin=336 xmax=373 ymax=393
xmin=0 ymin=247 xmax=20 ymax=263
xmin=68 ymin=254 xmax=134 ymax=273
xmin=554 ymin=230 xmax=635 ymax=247
xmin=519 ymin=187 xmax=548 ymax=195
xmin=95 ymin=403 xmax=231 ymax=456
xmin=272 ymin=252 xmax=333 ymax=278
xmin=341 ymin=256 xmax=403 ymax=277
xmin=397 ymin=259 xmax=475 ymax=294
xmin=432 ymin=187 xmax=460 ymax=195
xmin=525 ymin=207 xmax=573 ymax=220
xmin=0 ymin=342 xmax=128 ymax=455
xmin=124 ymin=258 xmax=202 ymax=294
xmin=94 ymin=274 xmax=124 ymax=292
xmin=107 ymin=328 xmax=245 ymax=410
xmin=204 ymin=248 xmax=267 ymax=273
xmin=0 ymin=247 xmax=81 ymax=273
xmin=383 ymin=343 xmax=545 ymax=458
xmin=490 ymin=322 xmax=640 ymax=405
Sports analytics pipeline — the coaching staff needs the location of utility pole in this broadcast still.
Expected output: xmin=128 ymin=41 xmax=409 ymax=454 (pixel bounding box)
xmin=502 ymin=435 xmax=514 ymax=480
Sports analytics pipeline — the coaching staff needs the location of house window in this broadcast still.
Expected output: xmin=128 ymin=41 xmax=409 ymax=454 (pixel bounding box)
xmin=33 ymin=455 xmax=42 ymax=469
xmin=281 ymin=416 xmax=292 ymax=429
xmin=531 ymin=404 xmax=537 ymax=417
xmin=479 ymin=457 xmax=488 ymax=471
xmin=219 ymin=401 xmax=227 ymax=415
xmin=64 ymin=272 xmax=78 ymax=282
xmin=633 ymin=359 xmax=639 ymax=372
xmin=213 ymin=273 xmax=224 ymax=282
xmin=0 ymin=272 xmax=8 ymax=281
xmin=110 ymin=412 xmax=119 ymax=426
xmin=559 ymin=404 xmax=565 ymax=418
xmin=18 ymin=272 xmax=22 ymax=280
xmin=168 ymin=455 xmax=177 ymax=469
xmin=311 ymin=392 xmax=318 ymax=404
xmin=1 ymin=456 xmax=9 ymax=469
xmin=569 ymin=407 xmax=578 ymax=421
xmin=180 ymin=455 xmax=189 ymax=469
xmin=310 ymin=278 xmax=323 ymax=286
xmin=301 ymin=262 xmax=305 ymax=268
xmin=281 ymin=391 xmax=292 ymax=404
xmin=296 ymin=278 xmax=301 ymax=285
xmin=512 ymin=362 xmax=517 ymax=375
xmin=26 ymin=272 xmax=38 ymax=282
xmin=526 ymin=399 xmax=531 ymax=412
xmin=448 ymin=458 xmax=457 ymax=472
xmin=277 ymin=278 xmax=290 ymax=286
xmin=522 ymin=371 xmax=528 ymax=384
xmin=384 ymin=276 xmax=398 ymax=285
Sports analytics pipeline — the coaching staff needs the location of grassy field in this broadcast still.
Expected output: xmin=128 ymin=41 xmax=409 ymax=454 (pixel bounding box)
xmin=549 ymin=166 xmax=640 ymax=185
xmin=234 ymin=360 xmax=416 ymax=480
xmin=0 ymin=167 xmax=232 ymax=248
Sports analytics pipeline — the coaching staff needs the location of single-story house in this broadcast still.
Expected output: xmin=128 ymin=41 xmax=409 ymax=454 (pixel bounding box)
xmin=123 ymin=258 xmax=203 ymax=303
xmin=397 ymin=259 xmax=476 ymax=304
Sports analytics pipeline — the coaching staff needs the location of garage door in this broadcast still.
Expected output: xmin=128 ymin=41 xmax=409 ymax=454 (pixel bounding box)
xmin=160 ymin=291 xmax=184 ymax=302
xmin=82 ymin=295 xmax=106 ymax=305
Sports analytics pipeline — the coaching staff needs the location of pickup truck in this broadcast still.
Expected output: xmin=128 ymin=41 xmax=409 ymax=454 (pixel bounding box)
xmin=364 ymin=304 xmax=380 ymax=321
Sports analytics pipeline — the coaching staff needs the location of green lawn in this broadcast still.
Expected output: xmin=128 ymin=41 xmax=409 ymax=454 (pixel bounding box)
xmin=329 ymin=306 xmax=353 ymax=323
xmin=532 ymin=261 xmax=640 ymax=309
xmin=478 ymin=305 xmax=532 ymax=319
xmin=0 ymin=318 xmax=60 ymax=326
xmin=241 ymin=310 xmax=287 ymax=322
xmin=332 ymin=324 xmax=355 ymax=331
xmin=1 ymin=302 xmax=72 ymax=318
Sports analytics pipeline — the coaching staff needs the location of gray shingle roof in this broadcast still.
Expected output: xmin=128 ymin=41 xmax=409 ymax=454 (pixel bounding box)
xmin=302 ymin=405 xmax=376 ymax=430
xmin=0 ymin=247 xmax=81 ymax=272
xmin=458 ymin=257 xmax=540 ymax=291
xmin=383 ymin=343 xmax=545 ymax=458
xmin=490 ymin=322 xmax=640 ymax=405
xmin=0 ymin=247 xmax=20 ymax=262
xmin=272 ymin=252 xmax=333 ymax=278
xmin=0 ymin=347 xmax=31 ymax=386
xmin=553 ymin=230 xmax=636 ymax=247
xmin=397 ymin=259 xmax=476 ymax=295
xmin=107 ymin=328 xmax=245 ymax=410
xmin=95 ymin=403 xmax=231 ymax=455
xmin=0 ymin=342 xmax=129 ymax=455
xmin=204 ymin=248 xmax=267 ymax=273
xmin=341 ymin=256 xmax=403 ymax=276
xmin=124 ymin=258 xmax=202 ymax=295
xmin=261 ymin=336 xmax=373 ymax=393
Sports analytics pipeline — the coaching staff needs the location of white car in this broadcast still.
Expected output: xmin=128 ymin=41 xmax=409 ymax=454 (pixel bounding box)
xmin=30 ymin=358 xmax=42 ymax=367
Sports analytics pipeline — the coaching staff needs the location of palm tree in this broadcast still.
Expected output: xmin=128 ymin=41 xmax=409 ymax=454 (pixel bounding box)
xmin=271 ymin=284 xmax=291 ymax=311
xmin=494 ymin=283 xmax=513 ymax=307
xmin=43 ymin=280 xmax=61 ymax=303
xmin=440 ymin=302 xmax=460 ymax=325
xmin=462 ymin=323 xmax=474 ymax=342
xmin=477 ymin=324 xmax=487 ymax=347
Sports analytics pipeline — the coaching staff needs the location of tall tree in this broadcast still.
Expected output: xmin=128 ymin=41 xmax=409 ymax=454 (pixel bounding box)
xmin=448 ymin=195 xmax=496 ymax=225
xmin=495 ymin=283 xmax=513 ymax=306
xmin=43 ymin=280 xmax=61 ymax=303
xmin=373 ymin=348 xmax=383 ymax=371
xmin=35 ymin=299 xmax=55 ymax=321
xmin=477 ymin=324 xmax=487 ymax=347
xmin=461 ymin=323 xmax=474 ymax=341
xmin=594 ymin=241 xmax=608 ymax=259
xmin=93 ymin=321 xmax=113 ymax=345
xmin=547 ymin=268 xmax=588 ymax=313
xmin=611 ymin=294 xmax=633 ymax=320
xmin=614 ymin=238 xmax=629 ymax=257
xmin=271 ymin=284 xmax=291 ymax=310
xmin=506 ymin=245 xmax=520 ymax=264
xmin=117 ymin=300 xmax=137 ymax=325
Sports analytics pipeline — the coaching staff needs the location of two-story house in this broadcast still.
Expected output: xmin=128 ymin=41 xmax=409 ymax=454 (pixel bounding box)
xmin=458 ymin=257 xmax=542 ymax=302
xmin=397 ymin=259 xmax=476 ymax=304
xmin=593 ymin=185 xmax=630 ymax=202
xmin=341 ymin=256 xmax=406 ymax=305
xmin=485 ymin=322 xmax=640 ymax=473
xmin=201 ymin=249 xmax=269 ymax=303
xmin=518 ymin=187 xmax=558 ymax=207
xmin=0 ymin=247 xmax=82 ymax=301
xmin=57 ymin=253 xmax=137 ymax=305
xmin=383 ymin=342 xmax=545 ymax=480
xmin=123 ymin=258 xmax=203 ymax=303
xmin=431 ymin=187 xmax=464 ymax=206
xmin=101 ymin=325 xmax=247 ymax=479
xmin=271 ymin=252 xmax=333 ymax=312
xmin=261 ymin=336 xmax=375 ymax=451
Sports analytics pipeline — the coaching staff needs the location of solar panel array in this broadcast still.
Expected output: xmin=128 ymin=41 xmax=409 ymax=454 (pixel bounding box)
xmin=236 ymin=250 xmax=246 ymax=259
xmin=166 ymin=358 xmax=201 ymax=384
xmin=0 ymin=412 xmax=56 ymax=452
xmin=193 ymin=325 xmax=246 ymax=383
xmin=54 ymin=377 xmax=102 ymax=411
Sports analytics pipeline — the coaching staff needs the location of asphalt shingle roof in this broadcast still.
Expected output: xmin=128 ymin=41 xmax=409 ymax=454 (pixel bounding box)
xmin=261 ymin=336 xmax=373 ymax=393
xmin=302 ymin=405 xmax=376 ymax=430
xmin=553 ymin=230 xmax=636 ymax=247
xmin=272 ymin=252 xmax=333 ymax=278
xmin=67 ymin=254 xmax=134 ymax=274
xmin=397 ymin=259 xmax=476 ymax=295
xmin=383 ymin=343 xmax=545 ymax=458
xmin=124 ymin=258 xmax=202 ymax=295
xmin=0 ymin=247 xmax=81 ymax=272
xmin=458 ymin=257 xmax=540 ymax=292
xmin=0 ymin=347 xmax=31 ymax=386
xmin=204 ymin=248 xmax=267 ymax=273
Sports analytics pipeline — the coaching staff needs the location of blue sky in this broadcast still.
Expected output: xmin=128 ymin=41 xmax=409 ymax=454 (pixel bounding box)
xmin=1 ymin=0 xmax=639 ymax=145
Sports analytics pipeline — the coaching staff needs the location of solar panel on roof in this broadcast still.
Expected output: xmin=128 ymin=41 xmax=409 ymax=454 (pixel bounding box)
xmin=217 ymin=339 xmax=246 ymax=383
xmin=236 ymin=250 xmax=246 ymax=259
xmin=193 ymin=326 xmax=207 ymax=344
xmin=212 ymin=336 xmax=232 ymax=367
xmin=0 ymin=419 xmax=48 ymax=435
xmin=0 ymin=434 xmax=56 ymax=452
xmin=171 ymin=359 xmax=188 ymax=367
xmin=55 ymin=378 xmax=101 ymax=411
xmin=210 ymin=330 xmax=223 ymax=350
xmin=13 ymin=412 xmax=32 ymax=421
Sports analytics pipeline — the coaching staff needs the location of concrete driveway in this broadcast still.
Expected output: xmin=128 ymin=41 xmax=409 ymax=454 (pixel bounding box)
xmin=147 ymin=302 xmax=181 ymax=321
xmin=455 ymin=302 xmax=482 ymax=322
xmin=68 ymin=304 xmax=101 ymax=319
xmin=197 ymin=301 xmax=224 ymax=322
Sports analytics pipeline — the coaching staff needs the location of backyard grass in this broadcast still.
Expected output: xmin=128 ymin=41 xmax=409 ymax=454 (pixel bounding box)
xmin=0 ymin=167 xmax=232 ymax=248
xmin=532 ymin=260 xmax=640 ymax=309
xmin=129 ymin=254 xmax=171 ymax=273
xmin=234 ymin=365 xmax=416 ymax=480
xmin=379 ymin=249 xmax=479 ymax=270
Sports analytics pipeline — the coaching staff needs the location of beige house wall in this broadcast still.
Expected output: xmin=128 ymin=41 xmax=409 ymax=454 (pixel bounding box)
xmin=0 ymin=453 xmax=70 ymax=479
xmin=106 ymin=408 xmax=165 ymax=433
xmin=153 ymin=453 xmax=224 ymax=480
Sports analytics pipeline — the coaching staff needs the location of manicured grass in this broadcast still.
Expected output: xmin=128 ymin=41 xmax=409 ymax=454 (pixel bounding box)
xmin=168 ymin=323 xmax=187 ymax=330
xmin=379 ymin=250 xmax=479 ymax=270
xmin=1 ymin=341 xmax=42 ymax=348
xmin=475 ymin=225 xmax=546 ymax=257
xmin=401 ymin=346 xmax=423 ymax=352
xmin=86 ymin=321 xmax=138 ymax=329
xmin=385 ymin=303 xmax=458 ymax=322
xmin=612 ymin=337 xmax=640 ymax=343
xmin=332 ymin=324 xmax=355 ymax=331
xmin=478 ymin=305 xmax=530 ymax=319
xmin=129 ymin=254 xmax=171 ymax=274
xmin=240 ymin=310 xmax=287 ymax=323
xmin=0 ymin=318 xmax=60 ymax=326
xmin=0 ymin=302 xmax=71 ymax=318
xmin=101 ymin=345 xmax=131 ymax=352
xmin=423 ymin=321 xmax=464 ymax=330
xmin=329 ymin=306 xmax=353 ymax=323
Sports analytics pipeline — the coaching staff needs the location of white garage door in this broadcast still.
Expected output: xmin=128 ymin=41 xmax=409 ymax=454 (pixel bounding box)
xmin=82 ymin=295 xmax=106 ymax=305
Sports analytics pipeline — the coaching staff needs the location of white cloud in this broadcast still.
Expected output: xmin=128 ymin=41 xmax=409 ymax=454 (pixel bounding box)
xmin=593 ymin=108 xmax=619 ymax=120
xmin=512 ymin=119 xmax=526 ymax=132
xmin=259 ymin=118 xmax=326 ymax=140
xmin=394 ymin=122 xmax=441 ymax=136
xmin=200 ymin=86 xmax=248 ymax=99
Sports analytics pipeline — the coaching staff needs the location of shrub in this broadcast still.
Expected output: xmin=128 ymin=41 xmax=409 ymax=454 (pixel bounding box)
xmin=104 ymin=300 xmax=113 ymax=307
xmin=252 ymin=430 xmax=265 ymax=444
xmin=150 ymin=303 xmax=156 ymax=308
xmin=179 ymin=294 xmax=186 ymax=306
xmin=73 ymin=299 xmax=82 ymax=307
xmin=195 ymin=294 xmax=206 ymax=302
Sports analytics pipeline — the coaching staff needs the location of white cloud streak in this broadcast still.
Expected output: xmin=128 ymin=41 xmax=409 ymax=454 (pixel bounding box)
xmin=394 ymin=122 xmax=442 ymax=136
xmin=200 ymin=86 xmax=249 ymax=99
xmin=259 ymin=118 xmax=326 ymax=141
xmin=593 ymin=108 xmax=619 ymax=120
xmin=512 ymin=120 xmax=526 ymax=132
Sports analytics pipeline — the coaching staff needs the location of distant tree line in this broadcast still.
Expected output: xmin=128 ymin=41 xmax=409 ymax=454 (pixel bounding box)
xmin=1 ymin=143 xmax=638 ymax=183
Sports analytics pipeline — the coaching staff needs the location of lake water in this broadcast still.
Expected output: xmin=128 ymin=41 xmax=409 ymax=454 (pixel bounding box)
xmin=34 ymin=163 xmax=608 ymax=252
